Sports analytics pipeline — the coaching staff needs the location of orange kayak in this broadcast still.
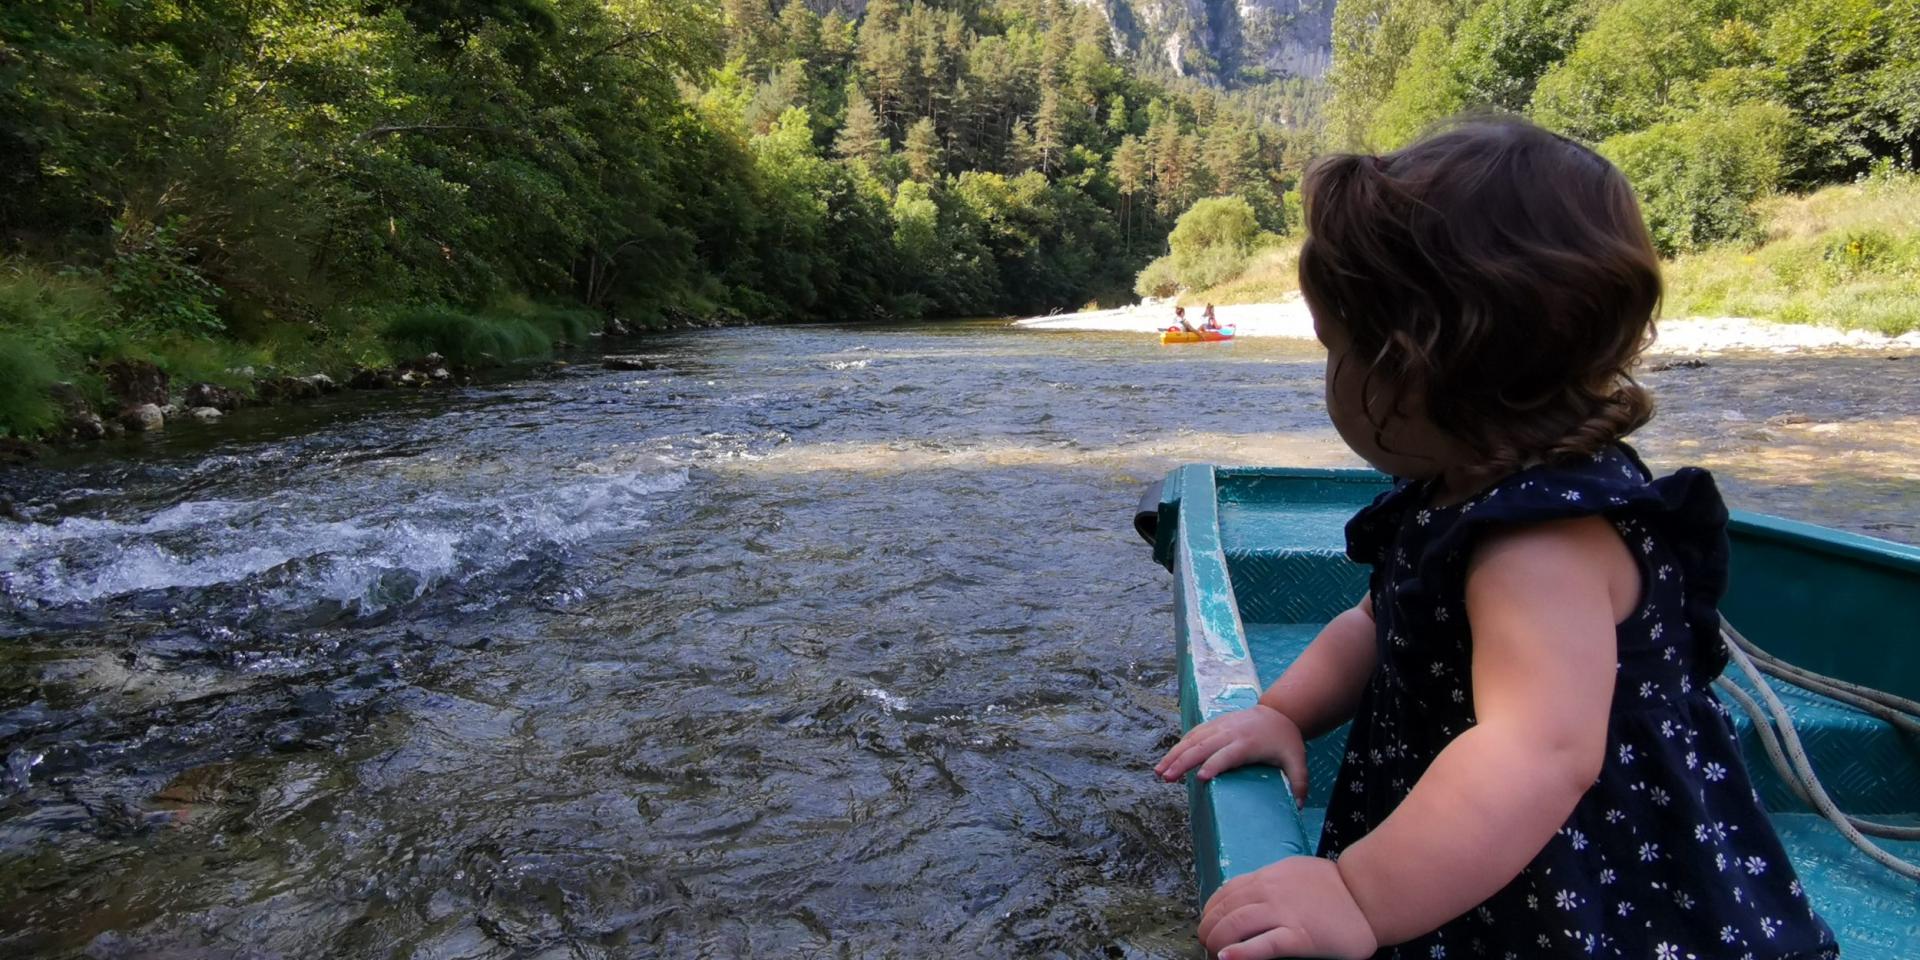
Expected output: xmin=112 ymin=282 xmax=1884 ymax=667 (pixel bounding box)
xmin=1160 ymin=325 xmax=1236 ymax=344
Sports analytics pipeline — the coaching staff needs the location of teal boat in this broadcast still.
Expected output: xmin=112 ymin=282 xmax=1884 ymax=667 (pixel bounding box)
xmin=1139 ymin=465 xmax=1920 ymax=958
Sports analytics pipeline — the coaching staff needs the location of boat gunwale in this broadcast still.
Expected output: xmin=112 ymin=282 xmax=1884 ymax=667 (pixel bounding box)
xmin=1208 ymin=465 xmax=1920 ymax=573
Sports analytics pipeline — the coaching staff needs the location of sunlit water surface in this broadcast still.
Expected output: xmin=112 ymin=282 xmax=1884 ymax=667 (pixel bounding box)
xmin=2 ymin=324 xmax=1915 ymax=957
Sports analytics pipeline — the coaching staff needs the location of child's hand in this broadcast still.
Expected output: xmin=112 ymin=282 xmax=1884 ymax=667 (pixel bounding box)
xmin=1153 ymin=704 xmax=1309 ymax=806
xmin=1199 ymin=856 xmax=1378 ymax=960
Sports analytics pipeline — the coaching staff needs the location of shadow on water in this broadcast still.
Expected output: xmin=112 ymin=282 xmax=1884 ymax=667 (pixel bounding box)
xmin=0 ymin=324 xmax=1914 ymax=957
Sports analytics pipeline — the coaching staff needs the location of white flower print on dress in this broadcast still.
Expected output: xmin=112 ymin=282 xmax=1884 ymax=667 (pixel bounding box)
xmin=1618 ymin=743 xmax=1636 ymax=764
xmin=1656 ymin=943 xmax=1681 ymax=960
xmin=1617 ymin=901 xmax=1633 ymax=917
xmin=1673 ymin=890 xmax=1695 ymax=910
xmin=1761 ymin=917 xmax=1779 ymax=939
xmin=1417 ymin=509 xmax=1432 ymax=526
xmin=1430 ymin=945 xmax=1445 ymax=958
xmin=1562 ymin=489 xmax=1582 ymax=502
xmin=1744 ymin=855 xmax=1768 ymax=875
xmin=1650 ymin=786 xmax=1671 ymax=806
xmin=1566 ymin=829 xmax=1587 ymax=851
xmin=1555 ymin=889 xmax=1578 ymax=910
xmin=1650 ymin=622 xmax=1664 ymax=641
xmin=1686 ymin=750 xmax=1698 ymax=768
xmin=1639 ymin=842 xmax=1660 ymax=862
xmin=1598 ymin=868 xmax=1616 ymax=885
xmin=1605 ymin=809 xmax=1625 ymax=825
xmin=1658 ymin=563 xmax=1672 ymax=580
xmin=1704 ymin=762 xmax=1728 ymax=782
xmin=1721 ymin=926 xmax=1738 ymax=944
xmin=1660 ymin=720 xmax=1677 ymax=738
xmin=1639 ymin=681 xmax=1655 ymax=699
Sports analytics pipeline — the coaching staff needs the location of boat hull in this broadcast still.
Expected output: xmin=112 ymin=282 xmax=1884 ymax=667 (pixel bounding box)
xmin=1143 ymin=466 xmax=1920 ymax=956
xmin=1159 ymin=325 xmax=1236 ymax=344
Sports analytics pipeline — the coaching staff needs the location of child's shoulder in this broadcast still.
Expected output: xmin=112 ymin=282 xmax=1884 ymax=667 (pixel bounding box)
xmin=1345 ymin=445 xmax=1729 ymax=568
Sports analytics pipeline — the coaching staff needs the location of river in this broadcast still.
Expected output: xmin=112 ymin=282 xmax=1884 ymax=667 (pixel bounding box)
xmin=2 ymin=323 xmax=1916 ymax=957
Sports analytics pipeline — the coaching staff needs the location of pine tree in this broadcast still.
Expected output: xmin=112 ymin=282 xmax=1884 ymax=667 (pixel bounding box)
xmin=904 ymin=117 xmax=943 ymax=181
xmin=837 ymin=86 xmax=888 ymax=166
xmin=1106 ymin=93 xmax=1130 ymax=136
xmin=1034 ymin=87 xmax=1065 ymax=176
xmin=775 ymin=1 xmax=821 ymax=65
xmin=1006 ymin=119 xmax=1038 ymax=174
xmin=1111 ymin=134 xmax=1150 ymax=249
xmin=723 ymin=0 xmax=776 ymax=77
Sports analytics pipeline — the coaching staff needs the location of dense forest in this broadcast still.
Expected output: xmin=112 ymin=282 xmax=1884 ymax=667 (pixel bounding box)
xmin=4 ymin=0 xmax=1918 ymax=441
xmin=0 ymin=0 xmax=1316 ymax=438
xmin=1323 ymin=0 xmax=1918 ymax=253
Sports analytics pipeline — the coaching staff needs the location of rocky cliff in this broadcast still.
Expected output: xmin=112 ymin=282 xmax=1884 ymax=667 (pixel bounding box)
xmin=1102 ymin=0 xmax=1334 ymax=84
xmin=805 ymin=0 xmax=1335 ymax=87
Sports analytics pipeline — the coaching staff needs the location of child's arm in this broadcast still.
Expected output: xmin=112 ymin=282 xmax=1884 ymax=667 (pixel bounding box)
xmin=1155 ymin=594 xmax=1378 ymax=805
xmin=1197 ymin=518 xmax=1624 ymax=960
xmin=1259 ymin=595 xmax=1378 ymax=738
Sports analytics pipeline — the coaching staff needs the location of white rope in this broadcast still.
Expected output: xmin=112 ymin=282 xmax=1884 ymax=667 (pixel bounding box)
xmin=1715 ymin=618 xmax=1920 ymax=880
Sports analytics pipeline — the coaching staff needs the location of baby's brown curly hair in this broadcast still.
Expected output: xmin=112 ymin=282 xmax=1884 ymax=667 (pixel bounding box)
xmin=1298 ymin=117 xmax=1662 ymax=477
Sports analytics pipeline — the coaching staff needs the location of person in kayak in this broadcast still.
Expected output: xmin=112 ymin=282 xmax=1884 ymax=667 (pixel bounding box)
xmin=1154 ymin=118 xmax=1835 ymax=960
xmin=1202 ymin=304 xmax=1221 ymax=331
xmin=1174 ymin=305 xmax=1198 ymax=334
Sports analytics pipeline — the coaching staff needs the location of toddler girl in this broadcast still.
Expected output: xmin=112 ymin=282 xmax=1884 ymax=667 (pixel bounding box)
xmin=1154 ymin=119 xmax=1836 ymax=960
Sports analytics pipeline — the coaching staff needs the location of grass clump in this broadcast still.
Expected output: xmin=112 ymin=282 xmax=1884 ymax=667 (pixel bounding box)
xmin=382 ymin=299 xmax=601 ymax=367
xmin=1182 ymin=242 xmax=1303 ymax=306
xmin=1665 ymin=174 xmax=1920 ymax=334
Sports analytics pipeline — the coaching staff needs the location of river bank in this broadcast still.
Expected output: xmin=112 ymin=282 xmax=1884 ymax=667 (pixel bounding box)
xmin=1012 ymin=295 xmax=1920 ymax=356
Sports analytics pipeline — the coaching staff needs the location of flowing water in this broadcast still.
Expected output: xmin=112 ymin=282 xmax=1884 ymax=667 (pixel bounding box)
xmin=1 ymin=324 xmax=1915 ymax=958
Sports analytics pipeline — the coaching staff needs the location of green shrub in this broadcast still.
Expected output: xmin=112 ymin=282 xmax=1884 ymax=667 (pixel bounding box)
xmin=0 ymin=335 xmax=62 ymax=437
xmin=1820 ymin=228 xmax=1912 ymax=280
xmin=1144 ymin=195 xmax=1262 ymax=294
xmin=1134 ymin=256 xmax=1181 ymax=299
xmin=107 ymin=219 xmax=225 ymax=338
xmin=1601 ymin=101 xmax=1796 ymax=254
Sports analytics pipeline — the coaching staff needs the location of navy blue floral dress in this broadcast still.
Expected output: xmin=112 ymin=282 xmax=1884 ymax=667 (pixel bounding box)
xmin=1322 ymin=445 xmax=1837 ymax=960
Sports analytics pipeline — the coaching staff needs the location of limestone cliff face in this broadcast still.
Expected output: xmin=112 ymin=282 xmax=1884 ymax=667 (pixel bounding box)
xmin=1101 ymin=0 xmax=1334 ymax=83
xmin=804 ymin=0 xmax=1334 ymax=86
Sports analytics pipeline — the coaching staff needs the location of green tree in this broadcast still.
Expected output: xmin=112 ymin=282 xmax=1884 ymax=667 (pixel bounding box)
xmin=836 ymin=86 xmax=889 ymax=165
xmin=1600 ymin=102 xmax=1797 ymax=254
xmin=1167 ymin=195 xmax=1261 ymax=290
xmin=905 ymin=116 xmax=943 ymax=181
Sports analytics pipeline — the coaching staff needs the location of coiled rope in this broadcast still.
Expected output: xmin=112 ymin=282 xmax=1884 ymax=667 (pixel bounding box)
xmin=1712 ymin=617 xmax=1920 ymax=881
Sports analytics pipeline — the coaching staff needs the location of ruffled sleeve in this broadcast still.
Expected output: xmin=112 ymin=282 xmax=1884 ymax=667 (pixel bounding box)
xmin=1391 ymin=446 xmax=1733 ymax=681
xmin=1344 ymin=480 xmax=1418 ymax=567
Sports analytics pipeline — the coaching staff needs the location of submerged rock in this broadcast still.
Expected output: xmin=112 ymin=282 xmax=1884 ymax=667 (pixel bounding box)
xmin=48 ymin=382 xmax=105 ymax=441
xmin=184 ymin=382 xmax=244 ymax=411
xmin=603 ymin=355 xmax=661 ymax=371
xmin=122 ymin=403 xmax=165 ymax=432
xmin=188 ymin=406 xmax=224 ymax=423
xmin=256 ymin=376 xmax=321 ymax=404
xmin=0 ymin=438 xmax=39 ymax=466
xmin=301 ymin=373 xmax=339 ymax=394
xmin=348 ymin=367 xmax=396 ymax=390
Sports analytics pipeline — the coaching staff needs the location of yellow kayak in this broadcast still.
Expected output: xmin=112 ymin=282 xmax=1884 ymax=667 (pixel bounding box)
xmin=1159 ymin=325 xmax=1236 ymax=345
